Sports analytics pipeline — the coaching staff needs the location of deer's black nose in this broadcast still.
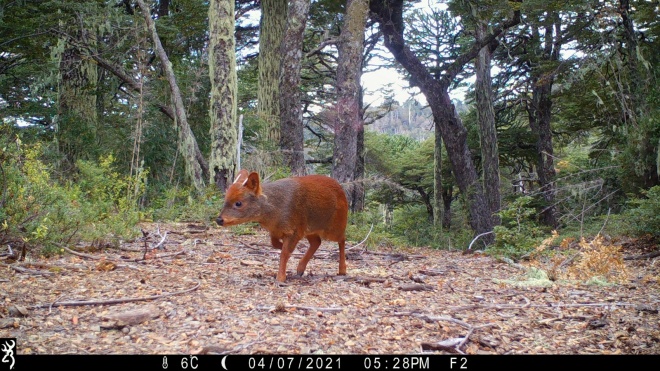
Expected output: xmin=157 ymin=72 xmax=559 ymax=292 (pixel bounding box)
xmin=216 ymin=217 xmax=224 ymax=226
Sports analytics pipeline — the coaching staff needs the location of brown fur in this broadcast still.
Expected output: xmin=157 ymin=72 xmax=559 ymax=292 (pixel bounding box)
xmin=217 ymin=170 xmax=349 ymax=282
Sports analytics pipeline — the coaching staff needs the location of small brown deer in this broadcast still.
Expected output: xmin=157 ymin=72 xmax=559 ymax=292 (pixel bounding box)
xmin=216 ymin=170 xmax=349 ymax=282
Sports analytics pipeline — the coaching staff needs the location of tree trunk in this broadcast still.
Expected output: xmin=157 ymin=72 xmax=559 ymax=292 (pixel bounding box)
xmin=475 ymin=19 xmax=501 ymax=226
xmin=279 ymin=0 xmax=310 ymax=176
xmin=417 ymin=187 xmax=434 ymax=222
xmin=137 ymin=0 xmax=207 ymax=192
xmin=158 ymin=0 xmax=169 ymax=17
xmin=351 ymin=118 xmax=365 ymax=211
xmin=208 ymin=0 xmax=238 ymax=191
xmin=433 ymin=126 xmax=443 ymax=227
xmin=333 ymin=0 xmax=368 ymax=199
xmin=527 ymin=15 xmax=560 ymax=228
xmin=442 ymin=184 xmax=453 ymax=230
xmin=258 ymin=0 xmax=287 ymax=143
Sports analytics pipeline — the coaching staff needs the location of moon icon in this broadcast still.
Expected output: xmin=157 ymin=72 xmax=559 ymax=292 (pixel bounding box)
xmin=221 ymin=355 xmax=228 ymax=370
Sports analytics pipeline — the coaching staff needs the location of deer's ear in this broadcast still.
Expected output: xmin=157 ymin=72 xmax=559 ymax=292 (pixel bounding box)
xmin=232 ymin=169 xmax=249 ymax=186
xmin=245 ymin=172 xmax=262 ymax=196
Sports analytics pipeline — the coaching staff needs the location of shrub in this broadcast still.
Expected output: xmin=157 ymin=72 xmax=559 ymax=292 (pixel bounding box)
xmin=148 ymin=185 xmax=223 ymax=223
xmin=489 ymin=196 xmax=548 ymax=259
xmin=0 ymin=131 xmax=142 ymax=255
xmin=624 ymin=185 xmax=660 ymax=238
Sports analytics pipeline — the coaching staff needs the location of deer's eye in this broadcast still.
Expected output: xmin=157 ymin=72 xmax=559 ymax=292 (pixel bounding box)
xmin=234 ymin=201 xmax=242 ymax=208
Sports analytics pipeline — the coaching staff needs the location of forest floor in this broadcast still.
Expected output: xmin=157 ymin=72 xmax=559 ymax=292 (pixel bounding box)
xmin=1 ymin=222 xmax=659 ymax=355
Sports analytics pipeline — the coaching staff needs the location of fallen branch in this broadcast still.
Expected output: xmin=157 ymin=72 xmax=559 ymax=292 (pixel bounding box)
xmin=449 ymin=301 xmax=638 ymax=312
xmin=467 ymin=231 xmax=494 ymax=251
xmin=497 ymin=256 xmax=528 ymax=272
xmin=399 ymin=284 xmax=434 ymax=291
xmin=1 ymin=263 xmax=54 ymax=276
xmin=395 ymin=311 xmax=498 ymax=354
xmin=17 ymin=262 xmax=87 ymax=272
xmin=624 ymin=250 xmax=660 ymax=260
xmin=393 ymin=312 xmax=471 ymax=329
xmin=351 ymin=276 xmax=387 ymax=285
xmin=239 ymin=239 xmax=277 ymax=253
xmin=153 ymin=231 xmax=168 ymax=250
xmin=365 ymin=251 xmax=426 ymax=260
xmin=257 ymin=305 xmax=344 ymax=313
xmin=61 ymin=246 xmax=104 ymax=260
xmin=457 ymin=323 xmax=498 ymax=351
xmin=418 ymin=269 xmax=446 ymax=276
xmin=346 ymin=224 xmax=374 ymax=252
xmin=131 ymin=249 xmax=185 ymax=262
xmin=30 ymin=281 xmax=201 ymax=309
xmin=62 ymin=245 xmax=184 ymax=262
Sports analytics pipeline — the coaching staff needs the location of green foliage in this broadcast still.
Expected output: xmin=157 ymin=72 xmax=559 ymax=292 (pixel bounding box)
xmin=148 ymin=185 xmax=223 ymax=223
xmin=365 ymin=132 xmax=435 ymax=217
xmin=346 ymin=207 xmax=405 ymax=249
xmin=0 ymin=128 xmax=142 ymax=255
xmin=347 ymin=203 xmax=472 ymax=251
xmin=390 ymin=205 xmax=442 ymax=247
xmin=623 ymin=186 xmax=660 ymax=238
xmin=618 ymin=115 xmax=660 ymax=194
xmin=1 ymin=0 xmax=659 ymax=252
xmin=489 ymin=196 xmax=547 ymax=259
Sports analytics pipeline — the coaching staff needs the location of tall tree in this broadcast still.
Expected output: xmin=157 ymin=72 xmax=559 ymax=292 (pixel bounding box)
xmin=279 ymin=0 xmax=311 ymax=176
xmin=257 ymin=0 xmax=287 ymax=143
xmin=208 ymin=0 xmax=238 ymax=190
xmin=401 ymin=5 xmax=459 ymax=227
xmin=370 ymin=0 xmax=520 ymax=240
xmin=137 ymin=0 xmax=208 ymax=192
xmin=526 ymin=11 xmax=561 ymax=228
xmin=618 ymin=0 xmax=648 ymax=119
xmin=433 ymin=125 xmax=443 ymax=227
xmin=333 ymin=0 xmax=369 ymax=204
xmin=472 ymin=4 xmax=501 ymax=225
xmin=617 ymin=0 xmax=657 ymax=189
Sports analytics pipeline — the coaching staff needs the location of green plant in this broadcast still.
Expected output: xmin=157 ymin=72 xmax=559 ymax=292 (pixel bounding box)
xmin=148 ymin=185 xmax=224 ymax=223
xmin=346 ymin=208 xmax=403 ymax=249
xmin=489 ymin=196 xmax=548 ymax=259
xmin=624 ymin=186 xmax=660 ymax=238
xmin=0 ymin=131 xmax=142 ymax=255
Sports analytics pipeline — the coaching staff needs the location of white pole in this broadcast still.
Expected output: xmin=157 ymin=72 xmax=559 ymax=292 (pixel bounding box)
xmin=237 ymin=114 xmax=243 ymax=171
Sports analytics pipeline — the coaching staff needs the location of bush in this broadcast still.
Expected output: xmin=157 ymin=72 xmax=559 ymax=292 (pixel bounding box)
xmin=346 ymin=207 xmax=403 ymax=249
xmin=346 ymin=203 xmax=471 ymax=250
xmin=148 ymin=185 xmax=223 ymax=223
xmin=624 ymin=186 xmax=660 ymax=238
xmin=0 ymin=131 xmax=143 ymax=255
xmin=489 ymin=196 xmax=548 ymax=259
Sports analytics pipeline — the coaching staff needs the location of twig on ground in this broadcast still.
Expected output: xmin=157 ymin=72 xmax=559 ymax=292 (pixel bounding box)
xmin=346 ymin=224 xmax=374 ymax=252
xmin=257 ymin=305 xmax=344 ymax=313
xmin=468 ymin=231 xmax=494 ymax=251
xmin=30 ymin=281 xmax=200 ymax=309
xmin=497 ymin=256 xmax=528 ymax=272
xmin=131 ymin=249 xmax=185 ymax=262
xmin=393 ymin=311 xmax=472 ymax=328
xmin=62 ymin=244 xmax=184 ymax=262
xmin=624 ymin=251 xmax=660 ymax=260
xmin=456 ymin=323 xmax=498 ymax=351
xmin=1 ymin=263 xmax=54 ymax=276
xmin=61 ymin=246 xmax=104 ymax=260
xmin=449 ymin=301 xmax=637 ymax=312
xmin=154 ymin=231 xmax=168 ymax=250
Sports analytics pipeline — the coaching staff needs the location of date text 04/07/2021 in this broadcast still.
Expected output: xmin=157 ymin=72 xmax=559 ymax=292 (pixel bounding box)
xmin=245 ymin=355 xmax=433 ymax=370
